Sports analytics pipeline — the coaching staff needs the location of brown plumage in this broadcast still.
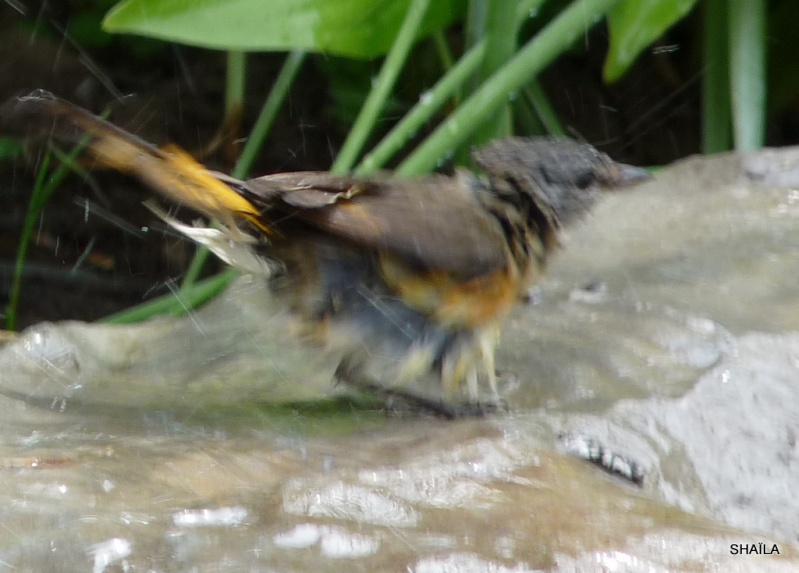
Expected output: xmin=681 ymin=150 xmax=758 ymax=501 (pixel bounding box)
xmin=3 ymin=90 xmax=649 ymax=417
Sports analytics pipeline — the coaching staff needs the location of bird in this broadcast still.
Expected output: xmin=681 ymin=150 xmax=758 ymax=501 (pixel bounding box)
xmin=3 ymin=90 xmax=650 ymax=417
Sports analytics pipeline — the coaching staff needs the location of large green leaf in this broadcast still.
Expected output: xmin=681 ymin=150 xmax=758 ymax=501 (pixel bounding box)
xmin=104 ymin=0 xmax=466 ymax=58
xmin=603 ymin=0 xmax=698 ymax=82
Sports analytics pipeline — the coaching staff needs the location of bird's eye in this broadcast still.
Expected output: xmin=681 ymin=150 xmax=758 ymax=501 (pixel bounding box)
xmin=574 ymin=170 xmax=594 ymax=189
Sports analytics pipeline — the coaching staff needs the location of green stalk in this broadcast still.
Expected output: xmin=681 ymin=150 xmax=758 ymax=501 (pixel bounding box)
xmin=330 ymin=0 xmax=432 ymax=174
xmin=524 ymin=81 xmax=565 ymax=136
xmin=6 ymin=138 xmax=91 ymax=330
xmin=432 ymin=31 xmax=459 ymax=106
xmin=181 ymin=50 xmax=249 ymax=290
xmin=102 ymin=269 xmax=239 ymax=324
xmin=464 ymin=0 xmax=488 ymax=99
xmin=472 ymin=0 xmax=517 ymax=142
xmin=157 ymin=51 xmax=306 ymax=317
xmin=397 ymin=0 xmax=623 ymax=176
xmin=6 ymin=154 xmax=51 ymax=331
xmin=225 ymin=51 xmax=247 ymax=116
xmin=702 ymin=0 xmax=731 ymax=153
xmin=513 ymin=93 xmax=544 ymax=134
xmin=180 ymin=245 xmax=211 ymax=292
xmin=234 ymin=51 xmax=306 ymax=179
xmin=728 ymin=0 xmax=766 ymax=151
xmin=355 ymin=0 xmax=546 ymax=175
xmin=355 ymin=42 xmax=486 ymax=175
xmin=432 ymin=31 xmax=455 ymax=73
xmin=465 ymin=0 xmax=488 ymax=52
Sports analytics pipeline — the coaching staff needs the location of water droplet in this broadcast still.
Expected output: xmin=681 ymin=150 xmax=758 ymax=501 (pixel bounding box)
xmin=652 ymin=44 xmax=680 ymax=55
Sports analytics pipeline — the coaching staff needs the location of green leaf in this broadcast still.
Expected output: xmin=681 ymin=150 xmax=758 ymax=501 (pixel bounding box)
xmin=104 ymin=0 xmax=466 ymax=58
xmin=603 ymin=0 xmax=698 ymax=82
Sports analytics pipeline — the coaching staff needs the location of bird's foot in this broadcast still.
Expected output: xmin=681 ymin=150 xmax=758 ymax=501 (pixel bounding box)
xmin=335 ymin=359 xmax=508 ymax=419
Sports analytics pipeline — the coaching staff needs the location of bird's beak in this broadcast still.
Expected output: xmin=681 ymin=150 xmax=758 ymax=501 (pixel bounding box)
xmin=615 ymin=164 xmax=652 ymax=186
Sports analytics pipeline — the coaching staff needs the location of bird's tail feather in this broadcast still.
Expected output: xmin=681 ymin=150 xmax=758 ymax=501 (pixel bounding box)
xmin=3 ymin=90 xmax=269 ymax=235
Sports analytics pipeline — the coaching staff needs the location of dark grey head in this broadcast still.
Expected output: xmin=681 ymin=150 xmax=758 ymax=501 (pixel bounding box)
xmin=472 ymin=137 xmax=649 ymax=226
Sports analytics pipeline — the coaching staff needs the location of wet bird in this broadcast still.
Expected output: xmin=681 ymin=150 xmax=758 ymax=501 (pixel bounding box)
xmin=3 ymin=90 xmax=649 ymax=417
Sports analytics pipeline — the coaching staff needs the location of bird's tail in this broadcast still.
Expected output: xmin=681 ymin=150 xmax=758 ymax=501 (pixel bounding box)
xmin=2 ymin=90 xmax=269 ymax=235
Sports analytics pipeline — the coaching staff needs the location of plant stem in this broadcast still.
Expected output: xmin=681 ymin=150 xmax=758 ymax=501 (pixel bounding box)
xmin=355 ymin=42 xmax=486 ymax=175
xmin=472 ymin=0 xmax=517 ymax=142
xmin=728 ymin=0 xmax=766 ymax=151
xmin=355 ymin=0 xmax=546 ymax=174
xmin=432 ymin=31 xmax=454 ymax=73
xmin=102 ymin=269 xmax=239 ymax=324
xmin=702 ymin=0 xmax=731 ymax=153
xmin=330 ymin=0 xmax=432 ymax=174
xmin=176 ymin=51 xmax=306 ymax=306
xmin=524 ymin=81 xmax=565 ymax=136
xmin=226 ymin=51 xmax=247 ymax=116
xmin=397 ymin=0 xmax=623 ymax=176
xmin=234 ymin=51 xmax=306 ymax=179
xmin=6 ymin=136 xmax=92 ymax=330
xmin=6 ymin=154 xmax=50 ymax=331
xmin=181 ymin=51 xmax=249 ymax=290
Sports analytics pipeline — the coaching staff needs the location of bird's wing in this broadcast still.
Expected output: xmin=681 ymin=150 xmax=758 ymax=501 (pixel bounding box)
xmin=236 ymin=172 xmax=509 ymax=277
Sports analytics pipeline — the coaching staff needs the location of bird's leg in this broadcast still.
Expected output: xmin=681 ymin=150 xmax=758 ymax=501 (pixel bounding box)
xmin=476 ymin=326 xmax=504 ymax=407
xmin=439 ymin=350 xmax=504 ymax=417
xmin=438 ymin=326 xmax=506 ymax=415
xmin=335 ymin=356 xmax=481 ymax=419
